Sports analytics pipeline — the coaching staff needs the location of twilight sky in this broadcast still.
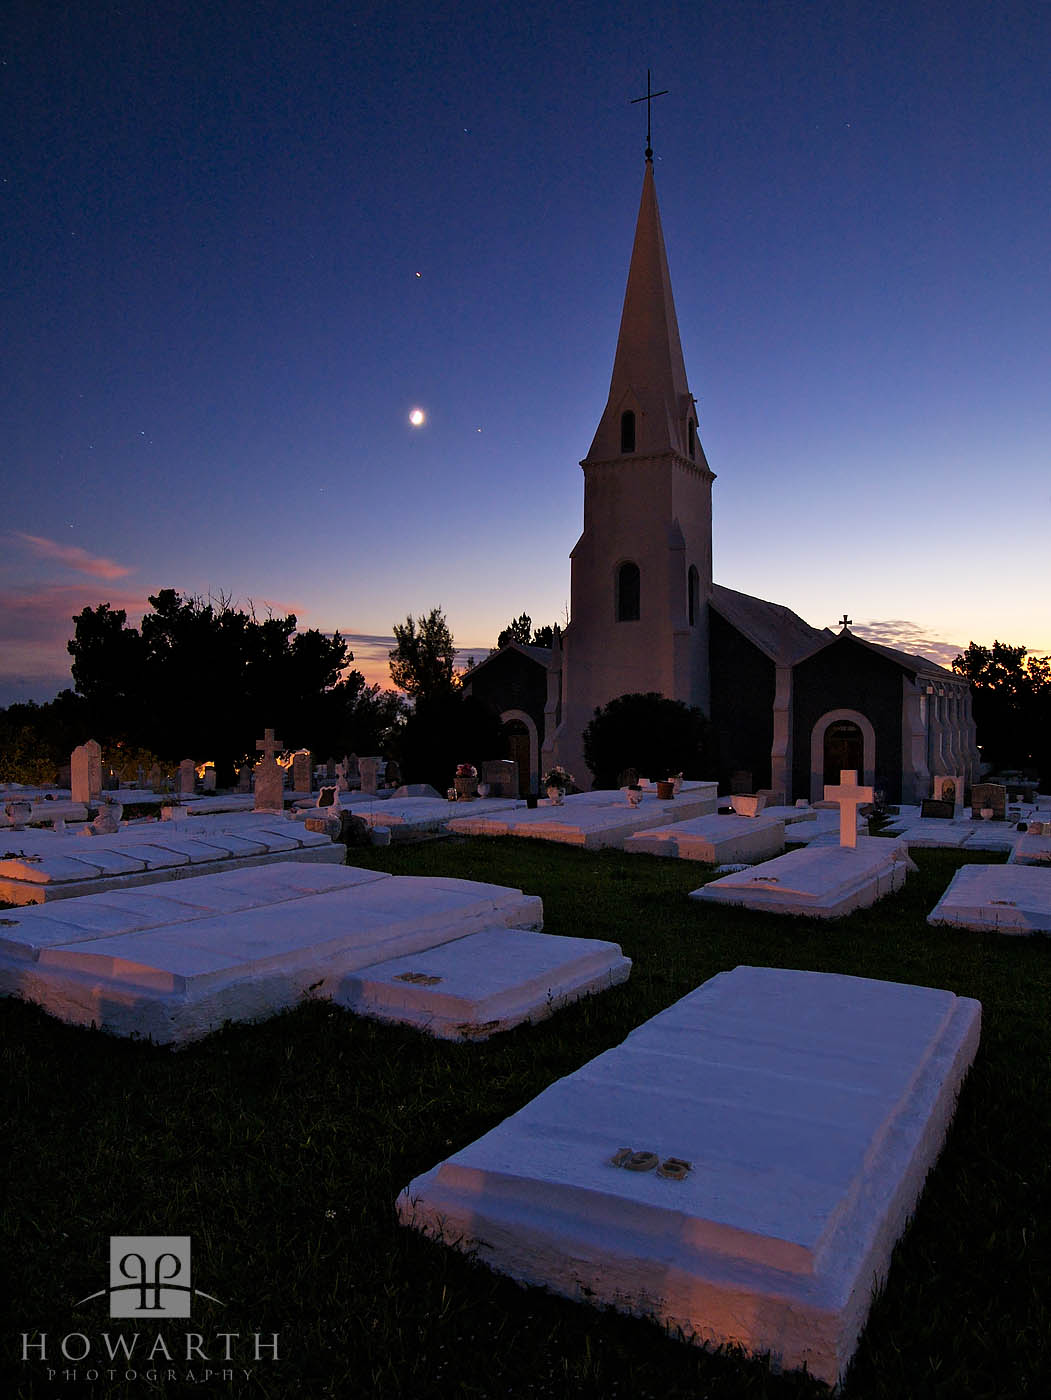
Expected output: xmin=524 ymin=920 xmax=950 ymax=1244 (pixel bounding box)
xmin=3 ymin=0 xmax=1049 ymax=707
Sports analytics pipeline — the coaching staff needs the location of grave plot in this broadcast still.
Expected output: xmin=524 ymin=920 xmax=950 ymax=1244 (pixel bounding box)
xmin=624 ymin=813 xmax=785 ymax=865
xmin=448 ymin=785 xmax=718 ymax=850
xmin=398 ymin=965 xmax=981 ymax=1387
xmin=338 ymin=927 xmax=630 ymax=1040
xmin=690 ymin=837 xmax=915 ymax=919
xmin=927 ymin=864 xmax=1051 ymax=934
xmin=1009 ymin=831 xmax=1051 ymax=865
xmin=0 ymin=862 xmax=583 ymax=1042
xmin=0 ymin=814 xmax=341 ymax=905
xmin=351 ymin=794 xmax=522 ymax=838
xmin=780 ymin=810 xmax=865 ymax=846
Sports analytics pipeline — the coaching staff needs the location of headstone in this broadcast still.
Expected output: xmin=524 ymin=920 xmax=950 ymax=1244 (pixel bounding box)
xmin=335 ymin=758 xmax=350 ymax=792
xmin=70 ymin=740 xmax=103 ymax=804
xmin=149 ymin=763 xmax=165 ymax=794
xmin=292 ymin=750 xmax=312 ymax=794
xmin=85 ymin=800 xmax=123 ymax=836
xmin=256 ymin=727 xmax=283 ymax=763
xmin=971 ymin=782 xmax=1007 ymax=820
xmin=317 ymin=785 xmax=341 ymax=813
xmin=237 ymin=765 xmax=253 ymax=793
xmin=359 ymin=757 xmax=384 ymax=795
xmin=920 ymin=798 xmax=955 ymax=820
xmin=933 ymin=775 xmax=964 ymax=813
xmin=202 ymin=764 xmax=217 ymax=793
xmin=176 ymin=758 xmax=197 ymax=797
xmin=345 ymin=753 xmax=361 ymax=787
xmin=384 ymin=758 xmax=402 ymax=789
xmin=730 ymin=769 xmax=752 ymax=794
xmin=482 ymin=759 xmax=519 ymax=798
xmin=253 ymin=759 xmax=285 ymax=812
xmin=823 ymin=770 xmax=874 ymax=849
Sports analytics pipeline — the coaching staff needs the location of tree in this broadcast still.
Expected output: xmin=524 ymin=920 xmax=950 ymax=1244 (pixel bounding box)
xmin=953 ymin=640 xmax=1051 ymax=784
xmin=494 ymin=613 xmax=559 ymax=651
xmin=582 ymin=692 xmax=711 ymax=789
xmin=388 ymin=607 xmax=458 ymax=700
xmin=65 ymin=590 xmax=365 ymax=780
xmin=393 ymin=692 xmax=503 ymax=793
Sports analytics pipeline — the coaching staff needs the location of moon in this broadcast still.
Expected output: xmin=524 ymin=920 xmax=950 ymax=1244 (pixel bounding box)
xmin=409 ymin=408 xmax=426 ymax=427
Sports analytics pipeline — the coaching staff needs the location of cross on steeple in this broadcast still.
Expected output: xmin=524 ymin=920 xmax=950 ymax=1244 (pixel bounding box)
xmin=631 ymin=69 xmax=669 ymax=161
xmin=838 ymin=614 xmax=852 ymax=629
xmin=255 ymin=727 xmax=283 ymax=762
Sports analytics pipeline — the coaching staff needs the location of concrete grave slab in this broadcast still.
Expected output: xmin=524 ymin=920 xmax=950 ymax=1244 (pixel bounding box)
xmin=927 ymin=864 xmax=1051 ymax=934
xmin=0 ymin=815 xmax=341 ymax=904
xmin=352 ymin=794 xmax=521 ymax=837
xmin=690 ymin=836 xmax=915 ymax=919
xmin=624 ymin=813 xmax=785 ymax=865
xmin=1009 ymin=832 xmax=1051 ymax=865
xmin=0 ymin=864 xmax=544 ymax=1041
xmin=339 ymin=927 xmax=631 ymax=1040
xmin=449 ymin=786 xmax=718 ymax=850
xmin=398 ymin=965 xmax=980 ymax=1387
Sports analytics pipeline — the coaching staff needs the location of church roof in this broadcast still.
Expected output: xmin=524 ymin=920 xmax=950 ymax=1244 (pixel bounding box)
xmin=711 ymin=584 xmax=961 ymax=681
xmin=461 ymin=641 xmax=552 ymax=681
xmin=710 ymin=584 xmax=832 ymax=665
xmin=584 ymin=160 xmax=705 ymax=466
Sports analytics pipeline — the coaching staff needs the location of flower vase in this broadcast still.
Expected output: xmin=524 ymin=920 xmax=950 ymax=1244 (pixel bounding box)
xmin=546 ymin=786 xmax=565 ymax=805
xmin=454 ymin=775 xmax=477 ymax=800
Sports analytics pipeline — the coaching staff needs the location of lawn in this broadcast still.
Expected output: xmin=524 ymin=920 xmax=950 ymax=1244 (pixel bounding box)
xmin=2 ymin=836 xmax=1048 ymax=1399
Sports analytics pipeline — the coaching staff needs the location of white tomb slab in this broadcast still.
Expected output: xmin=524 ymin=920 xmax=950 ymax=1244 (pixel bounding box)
xmin=758 ymin=804 xmax=817 ymax=826
xmin=0 ymin=815 xmax=341 ymax=904
xmin=962 ymin=826 xmax=1020 ymax=852
xmin=893 ymin=822 xmax=975 ymax=849
xmin=1009 ymin=832 xmax=1051 ymax=865
xmin=624 ymin=814 xmax=785 ymax=865
xmin=690 ymin=837 xmax=915 ymax=919
xmin=0 ymin=864 xmax=546 ymax=1041
xmin=449 ymin=786 xmax=719 ymax=850
xmin=780 ymin=809 xmax=865 ymax=846
xmin=349 ymin=794 xmax=521 ymax=837
xmin=927 ymin=864 xmax=1051 ymax=934
xmin=398 ymin=965 xmax=980 ymax=1386
xmin=339 ymin=927 xmax=631 ymax=1040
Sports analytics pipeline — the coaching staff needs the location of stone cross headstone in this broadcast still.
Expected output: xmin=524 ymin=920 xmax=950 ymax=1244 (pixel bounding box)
xmin=971 ymin=782 xmax=1007 ymax=821
xmin=823 ymin=769 xmax=874 ymax=849
xmin=256 ymin=728 xmax=283 ymax=762
xmin=176 ymin=758 xmax=197 ymax=797
xmin=70 ymin=740 xmax=103 ymax=804
xmin=359 ymin=757 xmax=383 ymax=795
xmin=292 ymin=750 xmax=312 ymax=794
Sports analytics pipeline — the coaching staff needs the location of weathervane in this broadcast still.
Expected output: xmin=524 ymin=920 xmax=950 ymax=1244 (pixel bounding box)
xmin=631 ymin=69 xmax=668 ymax=161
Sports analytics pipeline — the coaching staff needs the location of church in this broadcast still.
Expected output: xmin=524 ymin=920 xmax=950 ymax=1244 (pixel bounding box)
xmin=463 ymin=152 xmax=978 ymax=803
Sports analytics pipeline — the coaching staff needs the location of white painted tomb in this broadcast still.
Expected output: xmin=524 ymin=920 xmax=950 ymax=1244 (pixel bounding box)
xmin=927 ymin=864 xmax=1051 ymax=935
xmin=1009 ymin=831 xmax=1051 ymax=866
xmin=350 ymin=794 xmax=521 ymax=837
xmin=690 ymin=837 xmax=915 ymax=919
xmin=0 ymin=814 xmax=341 ymax=905
xmin=448 ymin=785 xmax=718 ymax=850
xmin=339 ymin=927 xmax=631 ymax=1040
xmin=398 ymin=965 xmax=981 ymax=1387
xmin=0 ymin=862 xmax=575 ymax=1042
xmin=624 ymin=813 xmax=785 ymax=865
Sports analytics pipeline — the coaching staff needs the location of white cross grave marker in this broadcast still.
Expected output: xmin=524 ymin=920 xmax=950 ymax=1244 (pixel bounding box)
xmin=823 ymin=769 xmax=873 ymax=849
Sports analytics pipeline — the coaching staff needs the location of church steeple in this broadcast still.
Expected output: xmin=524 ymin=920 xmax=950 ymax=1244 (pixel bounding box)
xmin=585 ymin=159 xmax=704 ymax=467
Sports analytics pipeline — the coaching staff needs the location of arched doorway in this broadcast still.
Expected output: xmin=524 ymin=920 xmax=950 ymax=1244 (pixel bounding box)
xmin=809 ymin=708 xmax=877 ymax=803
xmin=823 ymin=720 xmax=864 ymax=785
xmin=499 ymin=709 xmax=539 ymax=794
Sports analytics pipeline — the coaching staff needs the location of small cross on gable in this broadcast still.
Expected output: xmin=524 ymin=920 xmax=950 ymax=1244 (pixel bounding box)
xmin=838 ymin=614 xmax=852 ymax=630
xmin=823 ymin=769 xmax=873 ymax=849
xmin=255 ymin=728 xmax=283 ymax=763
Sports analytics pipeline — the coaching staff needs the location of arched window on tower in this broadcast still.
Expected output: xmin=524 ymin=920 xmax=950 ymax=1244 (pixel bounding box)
xmin=620 ymin=410 xmax=636 ymax=454
xmin=616 ymin=561 xmax=641 ymax=622
xmin=688 ymin=565 xmax=699 ymax=626
xmin=687 ymin=418 xmax=696 ymax=460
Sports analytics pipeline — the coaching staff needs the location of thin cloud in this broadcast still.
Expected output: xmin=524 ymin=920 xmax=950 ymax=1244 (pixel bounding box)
xmin=852 ymin=620 xmax=965 ymax=671
xmin=13 ymin=532 xmax=133 ymax=580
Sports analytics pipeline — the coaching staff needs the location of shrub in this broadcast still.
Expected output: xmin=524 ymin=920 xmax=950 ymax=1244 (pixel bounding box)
xmin=583 ymin=692 xmax=711 ymax=789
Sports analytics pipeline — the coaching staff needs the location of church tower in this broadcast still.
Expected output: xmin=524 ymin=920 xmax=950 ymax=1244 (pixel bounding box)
xmin=546 ymin=154 xmax=716 ymax=787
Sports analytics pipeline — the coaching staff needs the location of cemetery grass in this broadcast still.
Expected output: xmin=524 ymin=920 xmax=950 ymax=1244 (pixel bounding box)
xmin=2 ymin=840 xmax=1047 ymax=1400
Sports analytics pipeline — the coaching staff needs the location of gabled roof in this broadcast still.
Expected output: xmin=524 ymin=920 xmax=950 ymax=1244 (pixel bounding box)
xmin=461 ymin=641 xmax=552 ymax=683
xmin=710 ymin=584 xmax=831 ymax=666
xmin=711 ymin=583 xmax=962 ymax=681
